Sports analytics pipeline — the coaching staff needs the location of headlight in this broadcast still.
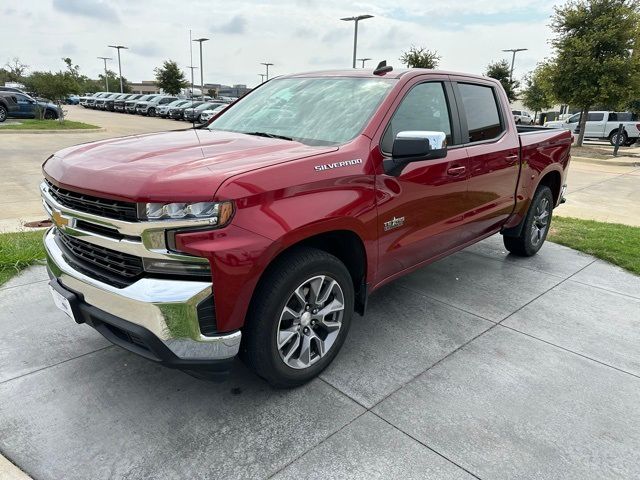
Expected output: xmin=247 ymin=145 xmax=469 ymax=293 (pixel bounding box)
xmin=144 ymin=201 xmax=234 ymax=225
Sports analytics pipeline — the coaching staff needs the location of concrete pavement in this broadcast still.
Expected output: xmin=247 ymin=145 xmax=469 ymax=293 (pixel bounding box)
xmin=0 ymin=106 xmax=185 ymax=232
xmin=1 ymin=235 xmax=639 ymax=479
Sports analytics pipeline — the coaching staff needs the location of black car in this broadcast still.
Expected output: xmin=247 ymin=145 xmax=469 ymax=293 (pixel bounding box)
xmin=104 ymin=93 xmax=131 ymax=111
xmin=169 ymin=101 xmax=204 ymax=120
xmin=114 ymin=94 xmax=143 ymax=112
xmin=183 ymin=102 xmax=225 ymax=123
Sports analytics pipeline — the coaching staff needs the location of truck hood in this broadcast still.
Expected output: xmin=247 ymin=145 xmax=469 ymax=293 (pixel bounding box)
xmin=43 ymin=129 xmax=337 ymax=202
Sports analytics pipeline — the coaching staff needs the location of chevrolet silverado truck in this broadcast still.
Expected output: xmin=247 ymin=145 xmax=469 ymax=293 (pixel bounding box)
xmin=41 ymin=68 xmax=571 ymax=387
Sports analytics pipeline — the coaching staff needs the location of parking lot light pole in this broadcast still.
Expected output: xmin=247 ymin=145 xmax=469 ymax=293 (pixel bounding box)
xmin=97 ymin=56 xmax=112 ymax=91
xmin=357 ymin=57 xmax=372 ymax=68
xmin=258 ymin=73 xmax=266 ymax=83
xmin=186 ymin=66 xmax=198 ymax=97
xmin=193 ymin=38 xmax=209 ymax=99
xmin=502 ymin=48 xmax=528 ymax=82
xmin=340 ymin=15 xmax=373 ymax=68
xmin=261 ymin=62 xmax=273 ymax=81
xmin=108 ymin=45 xmax=128 ymax=93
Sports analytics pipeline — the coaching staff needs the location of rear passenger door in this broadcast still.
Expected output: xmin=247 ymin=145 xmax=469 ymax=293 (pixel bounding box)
xmin=585 ymin=112 xmax=606 ymax=137
xmin=451 ymin=79 xmax=521 ymax=239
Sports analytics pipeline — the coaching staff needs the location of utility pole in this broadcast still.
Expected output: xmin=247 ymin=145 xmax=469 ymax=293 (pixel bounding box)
xmin=502 ymin=48 xmax=528 ymax=82
xmin=97 ymin=56 xmax=111 ymax=91
xmin=107 ymin=45 xmax=128 ymax=93
xmin=261 ymin=62 xmax=273 ymax=81
xmin=193 ymin=37 xmax=209 ymax=99
xmin=186 ymin=66 xmax=198 ymax=97
xmin=340 ymin=15 xmax=373 ymax=68
xmin=357 ymin=57 xmax=372 ymax=68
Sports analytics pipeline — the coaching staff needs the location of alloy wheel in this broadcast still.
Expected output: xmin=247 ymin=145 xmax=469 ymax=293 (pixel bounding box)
xmin=276 ymin=275 xmax=345 ymax=369
xmin=530 ymin=197 xmax=550 ymax=246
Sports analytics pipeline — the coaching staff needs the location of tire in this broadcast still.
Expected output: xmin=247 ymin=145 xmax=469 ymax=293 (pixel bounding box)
xmin=147 ymin=107 xmax=156 ymax=117
xmin=241 ymin=247 xmax=354 ymax=388
xmin=43 ymin=110 xmax=57 ymax=120
xmin=503 ymin=186 xmax=553 ymax=257
xmin=516 ymin=118 xmax=521 ymax=124
xmin=609 ymin=130 xmax=628 ymax=146
xmin=0 ymin=105 xmax=7 ymax=123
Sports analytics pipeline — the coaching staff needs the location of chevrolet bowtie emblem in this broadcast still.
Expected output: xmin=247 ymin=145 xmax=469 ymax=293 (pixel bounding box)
xmin=51 ymin=209 xmax=70 ymax=228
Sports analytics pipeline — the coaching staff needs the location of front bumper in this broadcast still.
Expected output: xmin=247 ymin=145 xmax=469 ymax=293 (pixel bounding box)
xmin=44 ymin=228 xmax=241 ymax=377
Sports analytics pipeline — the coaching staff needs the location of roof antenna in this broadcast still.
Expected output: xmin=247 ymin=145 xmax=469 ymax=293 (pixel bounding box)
xmin=373 ymin=60 xmax=393 ymax=75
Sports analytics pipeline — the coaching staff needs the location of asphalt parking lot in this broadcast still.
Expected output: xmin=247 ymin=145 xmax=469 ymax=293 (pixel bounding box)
xmin=1 ymin=234 xmax=639 ymax=479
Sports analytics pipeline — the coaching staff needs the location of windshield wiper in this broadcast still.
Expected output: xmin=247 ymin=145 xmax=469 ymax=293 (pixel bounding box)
xmin=245 ymin=131 xmax=294 ymax=141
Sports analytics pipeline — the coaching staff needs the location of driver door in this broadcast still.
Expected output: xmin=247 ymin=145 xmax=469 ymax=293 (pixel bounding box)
xmin=374 ymin=79 xmax=470 ymax=281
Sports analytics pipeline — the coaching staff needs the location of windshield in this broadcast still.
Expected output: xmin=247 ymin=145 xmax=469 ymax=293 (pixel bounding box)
xmin=208 ymin=77 xmax=395 ymax=146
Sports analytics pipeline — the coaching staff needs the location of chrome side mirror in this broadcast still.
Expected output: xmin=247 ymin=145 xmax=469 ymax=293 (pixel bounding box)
xmin=384 ymin=131 xmax=447 ymax=176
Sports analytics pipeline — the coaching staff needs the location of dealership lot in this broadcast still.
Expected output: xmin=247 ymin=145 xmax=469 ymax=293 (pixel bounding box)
xmin=1 ymin=235 xmax=639 ymax=479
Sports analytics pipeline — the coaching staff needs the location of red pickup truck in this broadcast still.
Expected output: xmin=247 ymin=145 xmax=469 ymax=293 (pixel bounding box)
xmin=42 ymin=68 xmax=571 ymax=387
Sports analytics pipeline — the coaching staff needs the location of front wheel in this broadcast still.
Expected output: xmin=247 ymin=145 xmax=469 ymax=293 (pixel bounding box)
xmin=503 ymin=186 xmax=553 ymax=257
xmin=0 ymin=105 xmax=7 ymax=122
xmin=147 ymin=107 xmax=156 ymax=117
xmin=241 ymin=247 xmax=354 ymax=388
xmin=43 ymin=110 xmax=57 ymax=120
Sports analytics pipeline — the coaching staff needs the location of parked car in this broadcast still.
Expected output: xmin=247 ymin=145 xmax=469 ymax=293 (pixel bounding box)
xmin=512 ymin=110 xmax=533 ymax=125
xmin=183 ymin=102 xmax=225 ymax=123
xmin=103 ymin=93 xmax=130 ymax=111
xmin=64 ymin=95 xmax=80 ymax=105
xmin=85 ymin=92 xmax=111 ymax=108
xmin=135 ymin=95 xmax=178 ymax=116
xmin=198 ymin=104 xmax=228 ymax=124
xmin=544 ymin=111 xmax=640 ymax=145
xmin=0 ymin=86 xmax=27 ymax=94
xmin=0 ymin=91 xmax=62 ymax=121
xmin=126 ymin=94 xmax=158 ymax=114
xmin=114 ymin=94 xmax=143 ymax=112
xmin=41 ymin=68 xmax=571 ymax=386
xmin=156 ymin=99 xmax=190 ymax=118
xmin=169 ymin=100 xmax=204 ymax=120
xmin=94 ymin=93 xmax=121 ymax=110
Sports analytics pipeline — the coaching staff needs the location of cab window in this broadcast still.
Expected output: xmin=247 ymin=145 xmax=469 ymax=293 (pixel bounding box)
xmin=458 ymin=83 xmax=503 ymax=143
xmin=380 ymin=82 xmax=453 ymax=154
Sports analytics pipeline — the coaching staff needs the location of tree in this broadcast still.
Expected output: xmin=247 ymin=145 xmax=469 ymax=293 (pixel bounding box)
xmin=548 ymin=0 xmax=640 ymax=146
xmin=521 ymin=63 xmax=556 ymax=123
xmin=5 ymin=57 xmax=28 ymax=82
xmin=99 ymin=69 xmax=131 ymax=93
xmin=399 ymin=46 xmax=441 ymax=69
xmin=154 ymin=60 xmax=188 ymax=95
xmin=485 ymin=59 xmax=519 ymax=102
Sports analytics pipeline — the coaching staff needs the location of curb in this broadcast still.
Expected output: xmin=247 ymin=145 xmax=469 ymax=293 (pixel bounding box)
xmin=0 ymin=455 xmax=32 ymax=480
xmin=0 ymin=127 xmax=105 ymax=134
xmin=571 ymin=155 xmax=640 ymax=167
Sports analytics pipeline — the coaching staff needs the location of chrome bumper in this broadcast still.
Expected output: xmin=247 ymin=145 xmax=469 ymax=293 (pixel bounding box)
xmin=44 ymin=228 xmax=241 ymax=361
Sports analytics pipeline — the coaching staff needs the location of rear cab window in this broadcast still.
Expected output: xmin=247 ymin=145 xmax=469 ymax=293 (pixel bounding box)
xmin=457 ymin=83 xmax=504 ymax=143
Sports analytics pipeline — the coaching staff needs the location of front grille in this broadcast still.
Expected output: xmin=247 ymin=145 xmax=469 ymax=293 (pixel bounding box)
xmin=56 ymin=229 xmax=144 ymax=288
xmin=46 ymin=180 xmax=138 ymax=222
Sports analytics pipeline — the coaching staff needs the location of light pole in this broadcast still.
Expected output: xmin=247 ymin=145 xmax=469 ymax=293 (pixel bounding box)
xmin=193 ymin=37 xmax=209 ymax=99
xmin=97 ymin=56 xmax=111 ymax=91
xmin=340 ymin=15 xmax=373 ymax=68
xmin=261 ymin=62 xmax=273 ymax=81
xmin=502 ymin=48 xmax=528 ymax=82
xmin=258 ymin=73 xmax=266 ymax=83
xmin=186 ymin=66 xmax=198 ymax=97
xmin=357 ymin=57 xmax=372 ymax=68
xmin=107 ymin=45 xmax=128 ymax=93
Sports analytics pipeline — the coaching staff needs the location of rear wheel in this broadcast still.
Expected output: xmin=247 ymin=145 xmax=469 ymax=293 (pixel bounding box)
xmin=0 ymin=105 xmax=7 ymax=122
xmin=610 ymin=130 xmax=628 ymax=146
xmin=503 ymin=186 xmax=553 ymax=257
xmin=241 ymin=247 xmax=354 ymax=388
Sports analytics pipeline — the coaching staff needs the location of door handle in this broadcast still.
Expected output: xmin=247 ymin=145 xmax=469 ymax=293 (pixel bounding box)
xmin=447 ymin=165 xmax=466 ymax=176
xmin=505 ymin=155 xmax=519 ymax=164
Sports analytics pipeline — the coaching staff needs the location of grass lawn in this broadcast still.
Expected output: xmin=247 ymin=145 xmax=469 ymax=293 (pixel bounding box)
xmin=549 ymin=216 xmax=640 ymax=275
xmin=0 ymin=119 xmax=99 ymax=130
xmin=0 ymin=230 xmax=46 ymax=286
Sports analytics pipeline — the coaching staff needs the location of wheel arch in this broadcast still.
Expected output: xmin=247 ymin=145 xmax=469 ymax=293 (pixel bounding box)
xmin=254 ymin=229 xmax=369 ymax=316
xmin=537 ymin=169 xmax=562 ymax=206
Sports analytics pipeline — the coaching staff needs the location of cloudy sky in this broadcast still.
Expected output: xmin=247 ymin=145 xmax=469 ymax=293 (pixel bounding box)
xmin=1 ymin=0 xmax=563 ymax=88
